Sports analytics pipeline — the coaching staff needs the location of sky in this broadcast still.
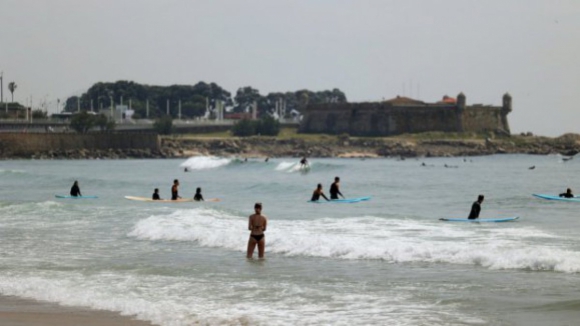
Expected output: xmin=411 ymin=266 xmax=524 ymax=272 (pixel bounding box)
xmin=1 ymin=0 xmax=579 ymax=136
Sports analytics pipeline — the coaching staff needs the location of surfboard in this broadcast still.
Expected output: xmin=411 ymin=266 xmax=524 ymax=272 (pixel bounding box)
xmin=124 ymin=196 xmax=220 ymax=203
xmin=532 ymin=194 xmax=580 ymax=202
xmin=55 ymin=195 xmax=98 ymax=199
xmin=439 ymin=216 xmax=519 ymax=222
xmin=309 ymin=196 xmax=371 ymax=203
xmin=125 ymin=196 xmax=193 ymax=203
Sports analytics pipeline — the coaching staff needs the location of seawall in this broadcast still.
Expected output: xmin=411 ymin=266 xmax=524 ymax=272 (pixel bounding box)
xmin=0 ymin=133 xmax=160 ymax=157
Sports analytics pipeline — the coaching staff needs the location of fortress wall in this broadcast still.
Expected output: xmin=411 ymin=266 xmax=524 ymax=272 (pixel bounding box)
xmin=300 ymin=100 xmax=511 ymax=136
xmin=460 ymin=107 xmax=509 ymax=133
xmin=299 ymin=103 xmax=461 ymax=136
xmin=0 ymin=133 xmax=159 ymax=156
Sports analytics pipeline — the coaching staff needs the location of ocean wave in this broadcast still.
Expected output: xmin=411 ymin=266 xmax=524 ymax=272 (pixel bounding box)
xmin=180 ymin=156 xmax=231 ymax=170
xmin=0 ymin=169 xmax=26 ymax=174
xmin=0 ymin=270 xmax=473 ymax=326
xmin=275 ymin=161 xmax=305 ymax=173
xmin=129 ymin=211 xmax=580 ymax=273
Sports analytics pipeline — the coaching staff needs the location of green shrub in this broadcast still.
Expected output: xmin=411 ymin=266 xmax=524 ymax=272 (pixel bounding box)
xmin=232 ymin=119 xmax=256 ymax=137
xmin=256 ymin=115 xmax=280 ymax=136
xmin=154 ymin=115 xmax=174 ymax=135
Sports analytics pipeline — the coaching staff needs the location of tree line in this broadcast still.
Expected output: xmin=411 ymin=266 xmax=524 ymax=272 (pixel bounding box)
xmin=63 ymin=81 xmax=347 ymax=119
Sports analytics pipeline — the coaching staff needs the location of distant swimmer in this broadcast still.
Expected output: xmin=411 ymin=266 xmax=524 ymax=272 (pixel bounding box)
xmin=329 ymin=176 xmax=344 ymax=200
xmin=528 ymin=166 xmax=536 ymax=170
xmin=70 ymin=180 xmax=82 ymax=197
xmin=184 ymin=167 xmax=189 ymax=172
xmin=265 ymin=157 xmax=269 ymax=162
xmin=468 ymin=195 xmax=484 ymax=219
xmin=194 ymin=187 xmax=204 ymax=201
xmin=559 ymin=188 xmax=574 ymax=198
xmin=171 ymin=179 xmax=181 ymax=200
xmin=152 ymin=188 xmax=161 ymax=200
xmin=247 ymin=202 xmax=267 ymax=259
xmin=311 ymin=183 xmax=329 ymax=202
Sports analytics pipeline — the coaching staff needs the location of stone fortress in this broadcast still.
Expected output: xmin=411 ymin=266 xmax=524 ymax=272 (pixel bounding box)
xmin=299 ymin=93 xmax=512 ymax=136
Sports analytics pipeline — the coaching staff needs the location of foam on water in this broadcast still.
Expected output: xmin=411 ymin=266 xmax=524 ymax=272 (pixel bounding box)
xmin=129 ymin=209 xmax=580 ymax=273
xmin=0 ymin=169 xmax=26 ymax=174
xmin=0 ymin=270 xmax=478 ymax=326
xmin=180 ymin=156 xmax=231 ymax=170
xmin=275 ymin=161 xmax=304 ymax=173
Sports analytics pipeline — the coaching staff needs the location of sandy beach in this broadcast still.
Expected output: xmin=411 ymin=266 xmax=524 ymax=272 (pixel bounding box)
xmin=0 ymin=295 xmax=155 ymax=326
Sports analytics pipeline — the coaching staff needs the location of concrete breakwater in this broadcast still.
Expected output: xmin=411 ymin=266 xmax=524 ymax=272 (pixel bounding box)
xmin=0 ymin=133 xmax=579 ymax=159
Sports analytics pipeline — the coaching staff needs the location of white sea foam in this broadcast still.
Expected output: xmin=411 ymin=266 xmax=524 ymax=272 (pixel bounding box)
xmin=275 ymin=161 xmax=303 ymax=173
xmin=0 ymin=271 xmax=475 ymax=326
xmin=180 ymin=156 xmax=231 ymax=170
xmin=129 ymin=210 xmax=580 ymax=273
xmin=0 ymin=169 xmax=26 ymax=174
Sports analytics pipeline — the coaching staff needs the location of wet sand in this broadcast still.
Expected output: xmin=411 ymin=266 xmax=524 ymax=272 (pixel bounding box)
xmin=0 ymin=295 xmax=155 ymax=326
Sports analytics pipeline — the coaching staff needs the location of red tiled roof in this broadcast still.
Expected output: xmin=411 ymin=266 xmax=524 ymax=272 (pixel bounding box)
xmin=384 ymin=96 xmax=425 ymax=105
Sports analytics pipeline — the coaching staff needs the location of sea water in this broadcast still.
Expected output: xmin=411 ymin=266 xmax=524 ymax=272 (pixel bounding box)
xmin=0 ymin=155 xmax=579 ymax=325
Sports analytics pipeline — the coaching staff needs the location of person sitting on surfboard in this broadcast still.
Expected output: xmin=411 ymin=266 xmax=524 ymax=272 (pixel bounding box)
xmin=194 ymin=187 xmax=204 ymax=201
xmin=329 ymin=177 xmax=344 ymax=200
xmin=468 ymin=195 xmax=484 ymax=219
xmin=70 ymin=181 xmax=81 ymax=197
xmin=171 ymin=179 xmax=181 ymax=200
xmin=559 ymin=188 xmax=574 ymax=198
xmin=311 ymin=184 xmax=330 ymax=201
xmin=152 ymin=188 xmax=161 ymax=200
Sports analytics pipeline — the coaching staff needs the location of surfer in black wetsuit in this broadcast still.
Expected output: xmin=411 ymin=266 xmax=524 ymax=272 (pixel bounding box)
xmin=329 ymin=177 xmax=344 ymax=200
xmin=171 ymin=179 xmax=181 ymax=200
xmin=559 ymin=188 xmax=574 ymax=198
xmin=311 ymin=183 xmax=330 ymax=202
xmin=152 ymin=188 xmax=161 ymax=200
xmin=468 ymin=195 xmax=484 ymax=219
xmin=70 ymin=181 xmax=81 ymax=197
xmin=194 ymin=187 xmax=204 ymax=201
xmin=300 ymin=157 xmax=308 ymax=168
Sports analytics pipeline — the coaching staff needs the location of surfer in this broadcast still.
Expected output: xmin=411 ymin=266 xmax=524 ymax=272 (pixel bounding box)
xmin=247 ymin=202 xmax=267 ymax=259
xmin=70 ymin=181 xmax=82 ymax=197
xmin=194 ymin=187 xmax=204 ymax=201
xmin=300 ymin=156 xmax=308 ymax=168
xmin=468 ymin=195 xmax=484 ymax=219
xmin=329 ymin=177 xmax=344 ymax=200
xmin=311 ymin=183 xmax=330 ymax=201
xmin=171 ymin=179 xmax=181 ymax=200
xmin=559 ymin=188 xmax=574 ymax=198
xmin=152 ymin=188 xmax=161 ymax=200
xmin=184 ymin=167 xmax=189 ymax=172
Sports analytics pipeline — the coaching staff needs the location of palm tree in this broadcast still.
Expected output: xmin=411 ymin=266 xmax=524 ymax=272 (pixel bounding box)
xmin=8 ymin=82 xmax=17 ymax=102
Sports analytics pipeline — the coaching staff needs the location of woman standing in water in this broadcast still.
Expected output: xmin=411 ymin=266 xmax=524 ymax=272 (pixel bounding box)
xmin=247 ymin=202 xmax=267 ymax=259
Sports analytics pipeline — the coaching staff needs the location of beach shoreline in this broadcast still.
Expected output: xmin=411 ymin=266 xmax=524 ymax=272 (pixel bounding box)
xmin=0 ymin=295 xmax=155 ymax=326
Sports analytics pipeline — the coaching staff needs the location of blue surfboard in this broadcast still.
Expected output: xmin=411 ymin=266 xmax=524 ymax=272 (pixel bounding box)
xmin=532 ymin=194 xmax=580 ymax=202
xmin=439 ymin=216 xmax=519 ymax=222
xmin=309 ymin=196 xmax=371 ymax=203
xmin=55 ymin=195 xmax=98 ymax=199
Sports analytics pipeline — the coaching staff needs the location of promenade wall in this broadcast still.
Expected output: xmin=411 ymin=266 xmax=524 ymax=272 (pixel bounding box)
xmin=0 ymin=133 xmax=159 ymax=156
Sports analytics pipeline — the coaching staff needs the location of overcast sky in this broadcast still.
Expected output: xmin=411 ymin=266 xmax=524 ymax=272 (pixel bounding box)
xmin=1 ymin=0 xmax=578 ymax=136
